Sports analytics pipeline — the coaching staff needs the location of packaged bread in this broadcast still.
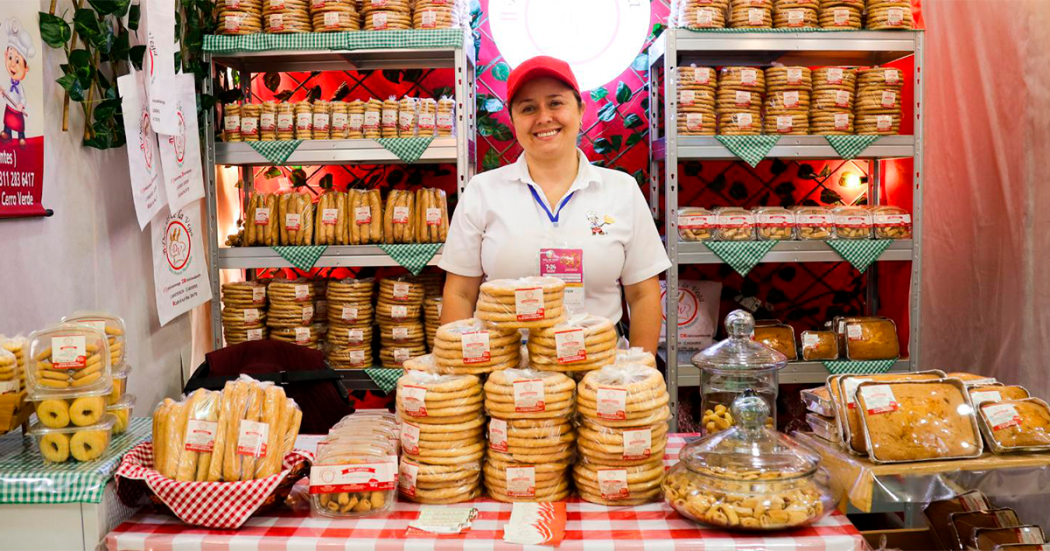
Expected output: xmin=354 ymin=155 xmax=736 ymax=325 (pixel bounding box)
xmin=484 ymin=368 xmax=575 ymax=420
xmin=844 ymin=317 xmax=899 ymax=360
xmin=753 ymin=323 xmax=797 ymax=361
xmin=837 ymin=371 xmax=946 ymax=455
xmin=794 ymin=206 xmax=834 ymax=240
xmin=527 ymin=314 xmax=618 ymax=373
xmin=328 ymin=101 xmax=349 ymax=140
xmin=414 ymin=188 xmax=448 ymax=243
xmin=678 ymin=207 xmax=716 ymax=242
xmin=276 ymin=102 xmax=295 ymax=140
xmin=397 ymin=97 xmax=418 ymax=137
xmin=872 ymin=206 xmax=912 ymax=239
xmin=245 ymin=192 xmax=280 ymax=246
xmin=773 ymin=5 xmax=817 ymax=28
xmin=855 ymin=379 xmax=982 ymax=463
xmin=949 ymin=509 xmax=1023 ymax=551
xmin=221 ymin=281 xmax=269 ymax=345
xmin=820 ymin=5 xmax=862 ymax=29
xmin=259 ymin=101 xmax=277 ymax=141
xmin=432 ymin=318 xmax=521 ymax=375
xmin=867 ymin=4 xmax=914 ymax=30
xmin=396 ymin=370 xmax=483 ymax=425
xmin=223 ymin=103 xmax=242 ymax=142
xmin=347 ymin=99 xmax=367 ymax=139
xmin=755 ymin=206 xmax=795 ymax=241
xmin=677 ymin=1 xmax=729 ymax=29
xmin=715 ymin=207 xmax=755 ymax=241
xmin=263 ymin=0 xmax=311 ymax=33
xmin=314 ymin=190 xmax=348 ymax=245
xmin=577 ymin=364 xmax=669 ymax=426
xmin=729 ymin=3 xmax=772 ymax=28
xmin=346 ymin=188 xmax=383 ymax=245
xmin=311 ymin=101 xmax=331 ymax=140
xmin=924 ymin=491 xmax=993 ymax=550
xmin=969 ymin=385 xmax=1029 ymax=406
xmin=974 ymin=526 xmax=1047 ymax=551
xmin=380 ymin=97 xmax=398 ymax=139
xmin=414 ymin=0 xmax=465 ymax=29
xmin=417 ymin=98 xmax=437 ymax=137
xmin=436 ymin=97 xmax=455 ymax=137
xmin=765 ymin=65 xmax=812 ymax=92
xmin=615 ymin=347 xmax=657 ymax=369
xmin=383 ymin=189 xmax=416 ymax=243
xmin=278 ymin=192 xmax=315 ymax=245
xmin=476 ymin=276 xmax=567 ymax=330
xmin=801 ymin=385 xmax=835 ymax=417
xmin=240 ymin=103 xmax=260 ymax=141
xmin=801 ymin=330 xmax=838 ymax=361
xmin=311 ymin=0 xmax=360 ymax=32
xmin=977 ymin=398 xmax=1050 ymax=453
xmin=216 ymin=0 xmax=263 ymax=35
xmin=294 ymin=102 xmax=313 ymax=140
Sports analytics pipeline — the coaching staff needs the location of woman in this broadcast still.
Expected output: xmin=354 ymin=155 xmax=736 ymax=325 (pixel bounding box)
xmin=438 ymin=56 xmax=671 ymax=353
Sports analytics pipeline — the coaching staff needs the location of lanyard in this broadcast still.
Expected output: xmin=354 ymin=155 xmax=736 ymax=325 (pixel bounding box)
xmin=528 ymin=185 xmax=576 ymax=225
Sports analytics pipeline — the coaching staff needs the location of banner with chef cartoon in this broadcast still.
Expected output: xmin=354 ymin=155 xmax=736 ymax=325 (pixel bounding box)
xmin=118 ymin=68 xmax=167 ymax=230
xmin=157 ymin=73 xmax=205 ymax=213
xmin=151 ymin=200 xmax=212 ymax=326
xmin=0 ymin=3 xmax=45 ymax=219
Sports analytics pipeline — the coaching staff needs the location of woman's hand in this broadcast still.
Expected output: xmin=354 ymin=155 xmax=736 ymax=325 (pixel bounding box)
xmin=623 ymin=275 xmax=663 ymax=355
xmin=441 ymin=272 xmax=484 ymax=325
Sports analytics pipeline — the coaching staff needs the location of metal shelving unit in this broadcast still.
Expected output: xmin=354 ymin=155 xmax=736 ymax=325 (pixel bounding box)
xmin=202 ymin=31 xmax=477 ymax=354
xmin=648 ymin=30 xmax=925 ymax=430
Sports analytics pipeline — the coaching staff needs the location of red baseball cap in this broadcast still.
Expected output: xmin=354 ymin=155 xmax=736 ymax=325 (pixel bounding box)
xmin=506 ymin=56 xmax=581 ymax=106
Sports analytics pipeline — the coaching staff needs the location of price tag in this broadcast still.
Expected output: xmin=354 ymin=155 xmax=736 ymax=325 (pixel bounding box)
xmin=827 ymin=67 xmax=844 ymax=84
xmin=277 ymin=113 xmax=294 ymax=131
xmin=236 ymin=420 xmax=269 ymax=457
xmin=505 ymin=466 xmax=536 ymax=497
xmin=489 ymin=418 xmax=508 ymax=452
xmin=295 ymin=284 xmax=310 ymax=301
xmin=354 ymin=206 xmax=372 ymax=225
xmin=786 ymin=67 xmax=803 ymax=84
xmin=686 ymin=113 xmax=704 ymax=131
xmin=342 ymin=307 xmax=359 ymax=323
xmin=51 ymin=336 xmax=87 ymax=369
xmin=598 ymin=469 xmax=629 ymax=500
xmin=881 ymin=91 xmax=897 ymax=108
xmin=247 ymin=328 xmax=263 ymax=341
xmin=347 ymin=328 xmax=364 ymax=345
xmin=393 ymin=206 xmax=410 ymax=224
xmin=401 ymin=421 xmax=420 ymax=455
xmin=399 ymin=460 xmax=419 ymax=496
xmin=243 ymin=309 xmax=260 ymax=323
xmin=461 ymin=331 xmax=491 ymax=364
xmin=185 ymin=420 xmax=218 ymax=453
xmin=680 ymin=90 xmax=695 ymax=106
xmin=860 ymin=385 xmax=899 ymax=415
xmin=514 ymin=288 xmax=545 ymax=321
xmin=240 ymin=117 xmax=258 ymax=136
xmin=555 ymin=328 xmax=586 ymax=363
xmin=783 ymin=91 xmax=800 ymax=109
xmin=322 ymin=208 xmax=338 ymax=225
xmin=622 ymin=428 xmax=652 ymax=460
xmin=294 ymin=327 xmax=310 ymax=343
xmin=285 ymin=213 xmax=301 ymax=231
xmin=513 ymin=379 xmax=545 ymax=412
xmin=983 ymin=403 xmax=1022 ymax=431
xmin=254 ymin=207 xmax=271 ymax=225
xmin=735 ymin=90 xmax=752 ymax=107
xmin=596 ymin=387 xmax=627 ymax=420
xmin=539 ymin=248 xmax=583 ymax=313
xmin=401 ymin=385 xmax=428 ymax=417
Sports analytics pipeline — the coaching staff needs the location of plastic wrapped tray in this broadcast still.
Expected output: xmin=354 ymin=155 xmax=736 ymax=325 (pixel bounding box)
xmin=977 ymin=398 xmax=1050 ymax=454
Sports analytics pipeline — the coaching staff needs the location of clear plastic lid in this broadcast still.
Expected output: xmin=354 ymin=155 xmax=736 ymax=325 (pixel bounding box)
xmin=60 ymin=312 xmax=127 ymax=367
xmin=691 ymin=310 xmax=788 ymax=373
xmin=27 ymin=324 xmax=113 ymax=398
xmin=678 ymin=391 xmax=819 ymax=480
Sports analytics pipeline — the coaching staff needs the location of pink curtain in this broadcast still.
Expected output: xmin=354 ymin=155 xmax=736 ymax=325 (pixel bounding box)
xmin=921 ymin=0 xmax=1050 ymax=397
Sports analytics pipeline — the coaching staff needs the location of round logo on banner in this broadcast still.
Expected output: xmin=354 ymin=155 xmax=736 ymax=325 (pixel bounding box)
xmin=140 ymin=111 xmax=154 ymax=170
xmin=659 ymin=287 xmax=700 ymax=328
xmin=164 ymin=219 xmax=191 ymax=272
xmin=168 ymin=110 xmax=187 ymax=164
xmin=487 ymin=0 xmax=651 ymax=92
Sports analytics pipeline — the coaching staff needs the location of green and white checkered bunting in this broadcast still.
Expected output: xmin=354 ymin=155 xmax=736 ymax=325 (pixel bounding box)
xmin=824 ymin=135 xmax=881 ymax=160
xmin=272 ymin=245 xmax=328 ymax=270
xmin=0 ymin=417 xmax=150 ymax=504
xmin=703 ymin=241 xmax=777 ymax=277
xmin=377 ymin=137 xmax=435 ymax=163
xmin=822 ymin=359 xmax=899 ymax=375
xmin=379 ymin=243 xmax=443 ymax=275
xmin=248 ymin=140 xmax=303 ymax=165
xmin=364 ymin=368 xmax=404 ymax=393
xmin=826 ymin=239 xmax=893 ymax=273
xmin=716 ymin=135 xmax=781 ymax=167
xmin=204 ymin=29 xmax=466 ymax=53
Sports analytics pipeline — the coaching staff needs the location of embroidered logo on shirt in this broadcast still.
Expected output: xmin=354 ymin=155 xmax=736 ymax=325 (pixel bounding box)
xmin=587 ymin=212 xmax=615 ymax=235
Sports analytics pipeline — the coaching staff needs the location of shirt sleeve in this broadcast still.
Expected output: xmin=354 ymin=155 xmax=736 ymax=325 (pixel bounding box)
xmin=621 ymin=183 xmax=672 ymax=286
xmin=437 ymin=178 xmax=485 ymax=277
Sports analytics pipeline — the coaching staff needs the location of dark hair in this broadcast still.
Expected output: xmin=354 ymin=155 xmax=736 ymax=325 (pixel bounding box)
xmin=508 ymin=88 xmax=584 ymax=119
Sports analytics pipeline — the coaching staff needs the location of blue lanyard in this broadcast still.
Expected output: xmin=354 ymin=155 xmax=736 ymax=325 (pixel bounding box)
xmin=528 ymin=185 xmax=576 ymax=225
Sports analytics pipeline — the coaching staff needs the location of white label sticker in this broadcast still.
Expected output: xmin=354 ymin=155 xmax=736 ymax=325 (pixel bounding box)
xmin=393 ymin=348 xmax=410 ymax=362
xmin=426 ymin=207 xmax=442 ymax=226
xmin=875 ymin=213 xmax=912 ymax=227
xmin=224 ymin=115 xmax=241 ymax=132
xmin=354 ymin=206 xmax=372 ymax=225
xmin=277 ymin=113 xmax=294 ymax=131
xmin=398 ymin=461 xmax=419 ymax=496
xmin=226 ymin=0 xmax=242 ymax=7
xmin=787 ymin=9 xmax=804 ymax=25
xmin=260 ymin=112 xmax=275 ymax=131
xmin=783 ymin=91 xmax=800 ymax=108
xmin=270 ymin=0 xmax=284 ymax=8
xmin=758 ymin=213 xmax=793 ymax=227
xmin=513 ymin=379 xmax=546 ymax=412
xmin=598 ymin=469 xmax=629 ymax=500
xmin=0 ymin=379 xmax=18 ymax=395
xmin=555 ymin=328 xmax=587 ymax=363
xmin=623 ymin=428 xmax=653 ymax=460
xmin=461 ymin=331 xmax=491 ymax=364
xmin=295 ymin=327 xmax=310 ymax=343
xmin=244 ymin=308 xmax=260 ymax=323
xmin=984 ymin=403 xmax=1022 ymax=431
xmin=391 ymin=305 xmax=408 ymax=320
xmin=970 ymin=390 xmax=1003 ymax=406
xmin=301 ymin=305 xmax=314 ymax=323
xmin=827 ymin=67 xmax=844 ymax=84
xmin=860 ymin=385 xmax=899 ymax=415
xmin=488 ymin=417 xmax=508 ymax=452
xmin=505 ymin=466 xmax=536 ymax=497
xmin=349 ymin=113 xmax=366 ymax=131
xmin=686 ymin=113 xmax=704 ymax=131
xmin=877 ymin=115 xmax=894 ymax=131
xmin=888 ymin=8 xmax=904 ymax=26
xmin=247 ymin=328 xmax=263 ymax=341
xmin=740 ymin=69 xmax=758 ymax=86
xmin=392 ymin=326 xmax=410 ymax=341
xmin=837 ymin=215 xmax=870 ymax=227
xmin=418 ymin=112 xmax=435 ymax=129
xmin=514 ymin=288 xmax=545 ymax=321
xmin=331 ymin=112 xmax=348 ymax=131
xmin=381 ymin=109 xmax=397 ymax=127
xmin=393 ymin=282 xmax=411 ymax=300
xmin=400 ymin=421 xmax=420 ymax=455
xmin=294 ymin=284 xmax=310 ymax=301
xmin=802 ymin=333 xmax=820 ymax=348
xmin=347 ymin=328 xmax=364 ymax=345
xmin=835 ymin=113 xmax=850 ymax=131
xmin=341 ymin=307 xmax=359 ymax=323
xmin=885 ymin=69 xmax=900 ymax=85
xmin=834 ymin=8 xmax=849 ymax=25
xmin=776 ymin=115 xmax=793 ymax=133
xmin=421 ymin=10 xmax=437 ymax=28
xmin=392 ymin=206 xmax=410 ymax=224
xmin=285 ymin=213 xmax=301 ymax=231
xmin=787 ymin=67 xmax=803 ymax=84
xmin=324 ymin=11 xmax=340 ymax=28
xmin=748 ymin=8 xmax=763 ymax=25
xmin=373 ymin=11 xmax=389 ymax=29
xmin=349 ymin=349 xmax=367 ymax=367
xmin=240 ymin=117 xmax=258 ymax=135
xmin=720 ymin=213 xmax=755 ymax=228
xmin=51 ymin=336 xmax=87 ymax=369
xmin=735 ymin=113 xmax=754 ymax=129
xmin=268 ymin=13 xmax=284 ymax=31
xmin=437 ymin=112 xmax=454 ymax=129
xmin=236 ymin=420 xmax=269 ymax=457
xmin=694 ymin=67 xmax=711 ymax=85
xmin=881 ymin=91 xmax=897 ymax=108
xmin=321 ymin=208 xmax=338 ymax=226
xmin=680 ymin=90 xmax=695 ymax=106
xmin=696 ymin=8 xmax=714 ymax=26
xmin=401 ymin=385 xmax=428 ymax=417
xmin=184 ymin=420 xmax=218 ymax=453
xmin=597 ymin=387 xmax=628 ymax=420
xmin=735 ymin=90 xmax=751 ymax=107
xmin=313 ymin=113 xmax=330 ymax=132
xmin=843 ymin=377 xmax=872 ymax=409
xmin=847 ymin=324 xmax=863 ymax=340
xmin=835 ymin=90 xmax=851 ymax=108
xmin=309 ymin=462 xmax=397 ymax=493
xmin=296 ymin=112 xmax=312 ymax=130
xmin=363 ymin=111 xmax=380 ymax=130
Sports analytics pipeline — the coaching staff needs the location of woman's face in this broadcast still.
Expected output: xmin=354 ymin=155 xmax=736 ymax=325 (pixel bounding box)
xmin=510 ymin=77 xmax=584 ymax=160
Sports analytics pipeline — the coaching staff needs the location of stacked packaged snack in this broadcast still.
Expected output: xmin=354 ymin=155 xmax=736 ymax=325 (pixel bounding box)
xmin=311 ymin=279 xmax=329 ymax=344
xmin=260 ymin=101 xmax=278 ymax=141
xmin=810 ymin=67 xmax=856 ymax=135
xmin=417 ymin=98 xmax=437 ymax=137
xmin=151 ymin=377 xmax=303 ymax=481
xmin=276 ymin=102 xmax=296 ymax=140
xmin=729 ymin=0 xmax=773 ymax=29
xmin=311 ymin=412 xmax=397 ymax=516
xmin=311 ymin=0 xmax=360 ymax=32
xmin=755 ymin=206 xmax=796 ymax=240
xmin=527 ymin=314 xmax=618 ymax=373
xmin=381 ymin=97 xmax=399 ymax=139
xmin=432 ymin=318 xmax=521 ymax=375
xmin=764 ymin=66 xmax=811 ymax=135
xmin=362 ymin=0 xmax=412 ymax=30
xmin=245 ymin=192 xmax=281 ymax=246
xmin=476 ymin=277 xmax=566 ymax=330
xmin=363 ymin=99 xmax=383 ymax=139
xmin=347 ymin=100 xmax=366 ymax=139
xmin=615 ymin=347 xmax=658 ymax=368
xmin=414 ymin=188 xmax=449 ymax=243
xmin=575 ymin=364 xmax=669 ymax=505
xmin=329 ymin=101 xmax=350 ymax=139
xmin=107 ymin=394 xmax=136 ymax=435
xmin=436 ymin=97 xmax=455 ymax=137
xmin=397 ymin=371 xmax=484 ymax=503
xmin=413 ymin=0 xmax=465 ymax=29
xmin=263 ymin=0 xmax=311 ymax=33
xmin=326 ymin=278 xmax=375 ymax=369
xmin=715 ymin=207 xmax=756 ymax=241
xmin=773 ymin=0 xmax=817 ymax=28
xmin=220 ymin=281 xmax=269 ymax=345
xmin=383 ymin=189 xmax=416 ymax=243
xmin=795 ymin=205 xmax=835 ymax=239
xmin=267 ymin=279 xmax=320 ymax=349
xmin=348 ymin=189 xmax=384 ymax=244
xmin=223 ymin=104 xmax=242 ymax=142
xmin=872 ymin=205 xmax=912 ymax=239
xmin=397 ymin=97 xmax=418 ymax=137
xmin=677 ymin=66 xmax=717 ymax=136
xmin=855 ymin=66 xmax=903 ymax=135
xmin=376 ymin=277 xmax=426 ymax=368
xmin=311 ymin=101 xmax=332 ymax=140
xmin=216 ymin=0 xmax=263 ymax=35
xmin=677 ymin=0 xmax=729 ymax=28
xmin=678 ymin=207 xmax=716 ymax=241
xmin=484 ymin=369 xmax=575 ymax=502
xmin=866 ymin=0 xmax=914 ymax=29
xmin=819 ymin=0 xmax=863 ymax=29
xmin=833 ymin=205 xmax=872 ymax=239
xmin=423 ymin=297 xmax=442 ymax=351
xmin=294 ymin=102 xmax=313 ymax=140
xmin=718 ymin=67 xmax=765 ymax=135
xmin=240 ymin=103 xmax=261 ymax=141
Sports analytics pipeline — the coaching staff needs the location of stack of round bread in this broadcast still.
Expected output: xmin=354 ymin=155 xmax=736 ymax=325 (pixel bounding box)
xmin=363 ymin=99 xmax=383 ymax=139
xmin=267 ymin=280 xmax=320 ymax=349
xmin=414 ymin=0 xmax=461 ymax=29
xmin=263 ymin=0 xmax=310 ymax=33
xmin=311 ymin=279 xmax=329 ymax=344
xmin=396 ymin=371 xmax=484 ymax=503
xmin=483 ymin=369 xmax=575 ymax=502
xmin=276 ymin=103 xmax=296 ymax=140
xmin=527 ymin=314 xmax=617 ymax=373
xmin=424 ymin=297 xmax=442 ymax=351
xmin=717 ymin=66 xmax=765 ymax=135
xmin=615 ymin=347 xmax=657 ymax=368
xmin=574 ymin=364 xmax=669 ymax=505
xmin=415 ymin=271 xmax=444 ymax=300
xmin=866 ymin=0 xmax=914 ymax=30
xmin=677 ymin=0 xmax=728 ymax=29
xmin=221 ymin=281 xmax=268 ymax=345
xmin=764 ymin=66 xmax=811 ymax=135
xmin=294 ymin=102 xmax=313 ymax=140
xmin=677 ymin=65 xmax=717 ymax=136
xmin=477 ymin=277 xmax=566 ymax=330
xmin=362 ymin=0 xmax=412 ymax=31
xmin=326 ymin=278 xmax=374 ymax=369
xmin=855 ymin=66 xmax=903 ymax=135
xmin=216 ymin=0 xmax=262 ymax=35
xmin=381 ymin=97 xmax=400 ymax=139
xmin=3 ymin=338 xmax=26 ymax=395
xmin=729 ymin=0 xmax=773 ymax=29
xmin=377 ymin=278 xmax=425 ymax=368
xmin=0 ymin=347 xmax=17 ymax=395
xmin=810 ymin=67 xmax=856 ymax=134
xmin=436 ymin=98 xmax=456 ymax=137
xmin=819 ymin=0 xmax=863 ymax=29
xmin=433 ymin=318 xmax=521 ymax=374
xmin=772 ymin=0 xmax=817 ymax=28
xmin=311 ymin=0 xmax=360 ymax=32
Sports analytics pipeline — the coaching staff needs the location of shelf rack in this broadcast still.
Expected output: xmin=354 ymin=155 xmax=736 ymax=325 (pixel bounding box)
xmin=201 ymin=31 xmax=477 ymax=375
xmin=648 ymin=30 xmax=925 ymax=430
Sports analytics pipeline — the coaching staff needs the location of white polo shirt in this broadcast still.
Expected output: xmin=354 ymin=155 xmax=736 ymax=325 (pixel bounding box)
xmin=439 ymin=149 xmax=672 ymax=324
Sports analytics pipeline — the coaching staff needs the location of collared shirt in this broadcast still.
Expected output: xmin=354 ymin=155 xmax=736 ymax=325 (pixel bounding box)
xmin=438 ymin=149 xmax=671 ymax=324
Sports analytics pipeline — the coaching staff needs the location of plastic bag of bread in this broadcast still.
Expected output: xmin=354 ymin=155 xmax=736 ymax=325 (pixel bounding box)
xmin=577 ymin=364 xmax=670 ymax=428
xmin=836 ymin=370 xmax=946 ymax=455
xmin=432 ymin=318 xmax=522 ymax=375
xmin=245 ymin=192 xmax=280 ymax=246
xmin=314 ymin=190 xmax=348 ymax=245
xmin=396 ymin=370 xmax=483 ymax=423
xmin=436 ymin=96 xmax=455 ymax=137
xmin=855 ymin=379 xmax=982 ymax=463
xmin=753 ymin=323 xmax=797 ymax=361
xmin=278 ymin=192 xmax=315 ymax=245
xmin=977 ymin=398 xmax=1050 ymax=453
xmin=347 ymin=189 xmax=383 ymax=245
xmin=400 ymin=453 xmax=483 ymax=504
xmin=414 ymin=188 xmax=448 ymax=243
xmin=476 ymin=276 xmax=567 ymax=330
xmin=615 ymin=347 xmax=657 ymax=368
xmin=843 ymin=317 xmax=899 ymax=360
xmin=969 ymin=385 xmax=1029 ymax=406
xmin=484 ymin=368 xmax=575 ymax=420
xmin=417 ymin=98 xmax=437 ymax=138
xmin=380 ymin=97 xmax=398 ymax=139
xmin=384 ymin=189 xmax=416 ymax=243
xmin=801 ymin=330 xmax=838 ymax=361
xmin=397 ymin=96 xmax=417 ymax=137
xmin=527 ymin=314 xmax=619 ymax=372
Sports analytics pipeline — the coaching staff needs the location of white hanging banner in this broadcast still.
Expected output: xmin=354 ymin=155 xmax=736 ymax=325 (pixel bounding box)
xmin=117 ymin=69 xmax=167 ymax=229
xmin=157 ymin=73 xmax=205 ymax=213
xmin=151 ymin=201 xmax=212 ymax=326
xmin=144 ymin=0 xmax=179 ymax=135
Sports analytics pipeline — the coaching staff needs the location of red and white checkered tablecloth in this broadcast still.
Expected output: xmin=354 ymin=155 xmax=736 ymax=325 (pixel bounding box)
xmin=106 ymin=436 xmax=866 ymax=551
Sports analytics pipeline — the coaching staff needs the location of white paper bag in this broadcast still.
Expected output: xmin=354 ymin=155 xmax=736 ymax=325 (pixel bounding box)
xmin=151 ymin=201 xmax=213 ymax=326
xmin=157 ymin=73 xmax=205 ymax=213
xmin=660 ymin=280 xmax=721 ymax=349
xmin=118 ymin=69 xmax=167 ymax=229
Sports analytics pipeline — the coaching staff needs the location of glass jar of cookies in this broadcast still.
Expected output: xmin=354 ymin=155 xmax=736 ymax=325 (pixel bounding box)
xmin=691 ymin=310 xmax=786 ymax=435
xmin=663 ymin=391 xmax=838 ymax=531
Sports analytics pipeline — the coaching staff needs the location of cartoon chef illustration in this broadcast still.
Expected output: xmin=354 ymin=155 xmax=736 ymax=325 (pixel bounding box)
xmin=1 ymin=18 xmax=33 ymax=146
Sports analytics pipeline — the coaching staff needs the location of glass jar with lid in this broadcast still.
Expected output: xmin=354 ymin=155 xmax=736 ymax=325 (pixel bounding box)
xmin=663 ymin=391 xmax=838 ymax=530
xmin=691 ymin=310 xmax=786 ymax=435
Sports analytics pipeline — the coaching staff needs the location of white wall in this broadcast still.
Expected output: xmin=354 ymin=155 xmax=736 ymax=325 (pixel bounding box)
xmin=0 ymin=1 xmax=192 ymax=411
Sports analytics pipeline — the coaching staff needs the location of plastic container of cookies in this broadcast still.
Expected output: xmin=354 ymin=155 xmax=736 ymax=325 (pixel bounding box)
xmin=107 ymin=364 xmax=131 ymax=405
xmin=714 ymin=207 xmax=756 ymax=241
xmin=832 ymin=206 xmax=873 ymax=240
xmin=30 ymin=413 xmax=116 ymax=464
xmin=27 ymin=325 xmax=113 ymax=398
xmin=794 ymin=206 xmax=835 ymax=240
xmin=106 ymin=394 xmax=136 ymax=435
xmin=663 ymin=391 xmax=837 ymax=531
xmin=309 ymin=441 xmax=397 ymax=517
xmin=678 ymin=207 xmax=716 ymax=242
xmin=976 ymin=398 xmax=1050 ymax=454
xmin=754 ymin=207 xmax=795 ymax=241
xmin=61 ymin=312 xmax=127 ymax=368
xmin=872 ymin=206 xmax=913 ymax=239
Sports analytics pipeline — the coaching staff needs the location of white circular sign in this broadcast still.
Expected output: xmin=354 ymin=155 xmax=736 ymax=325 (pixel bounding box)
xmin=488 ymin=0 xmax=651 ymax=92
